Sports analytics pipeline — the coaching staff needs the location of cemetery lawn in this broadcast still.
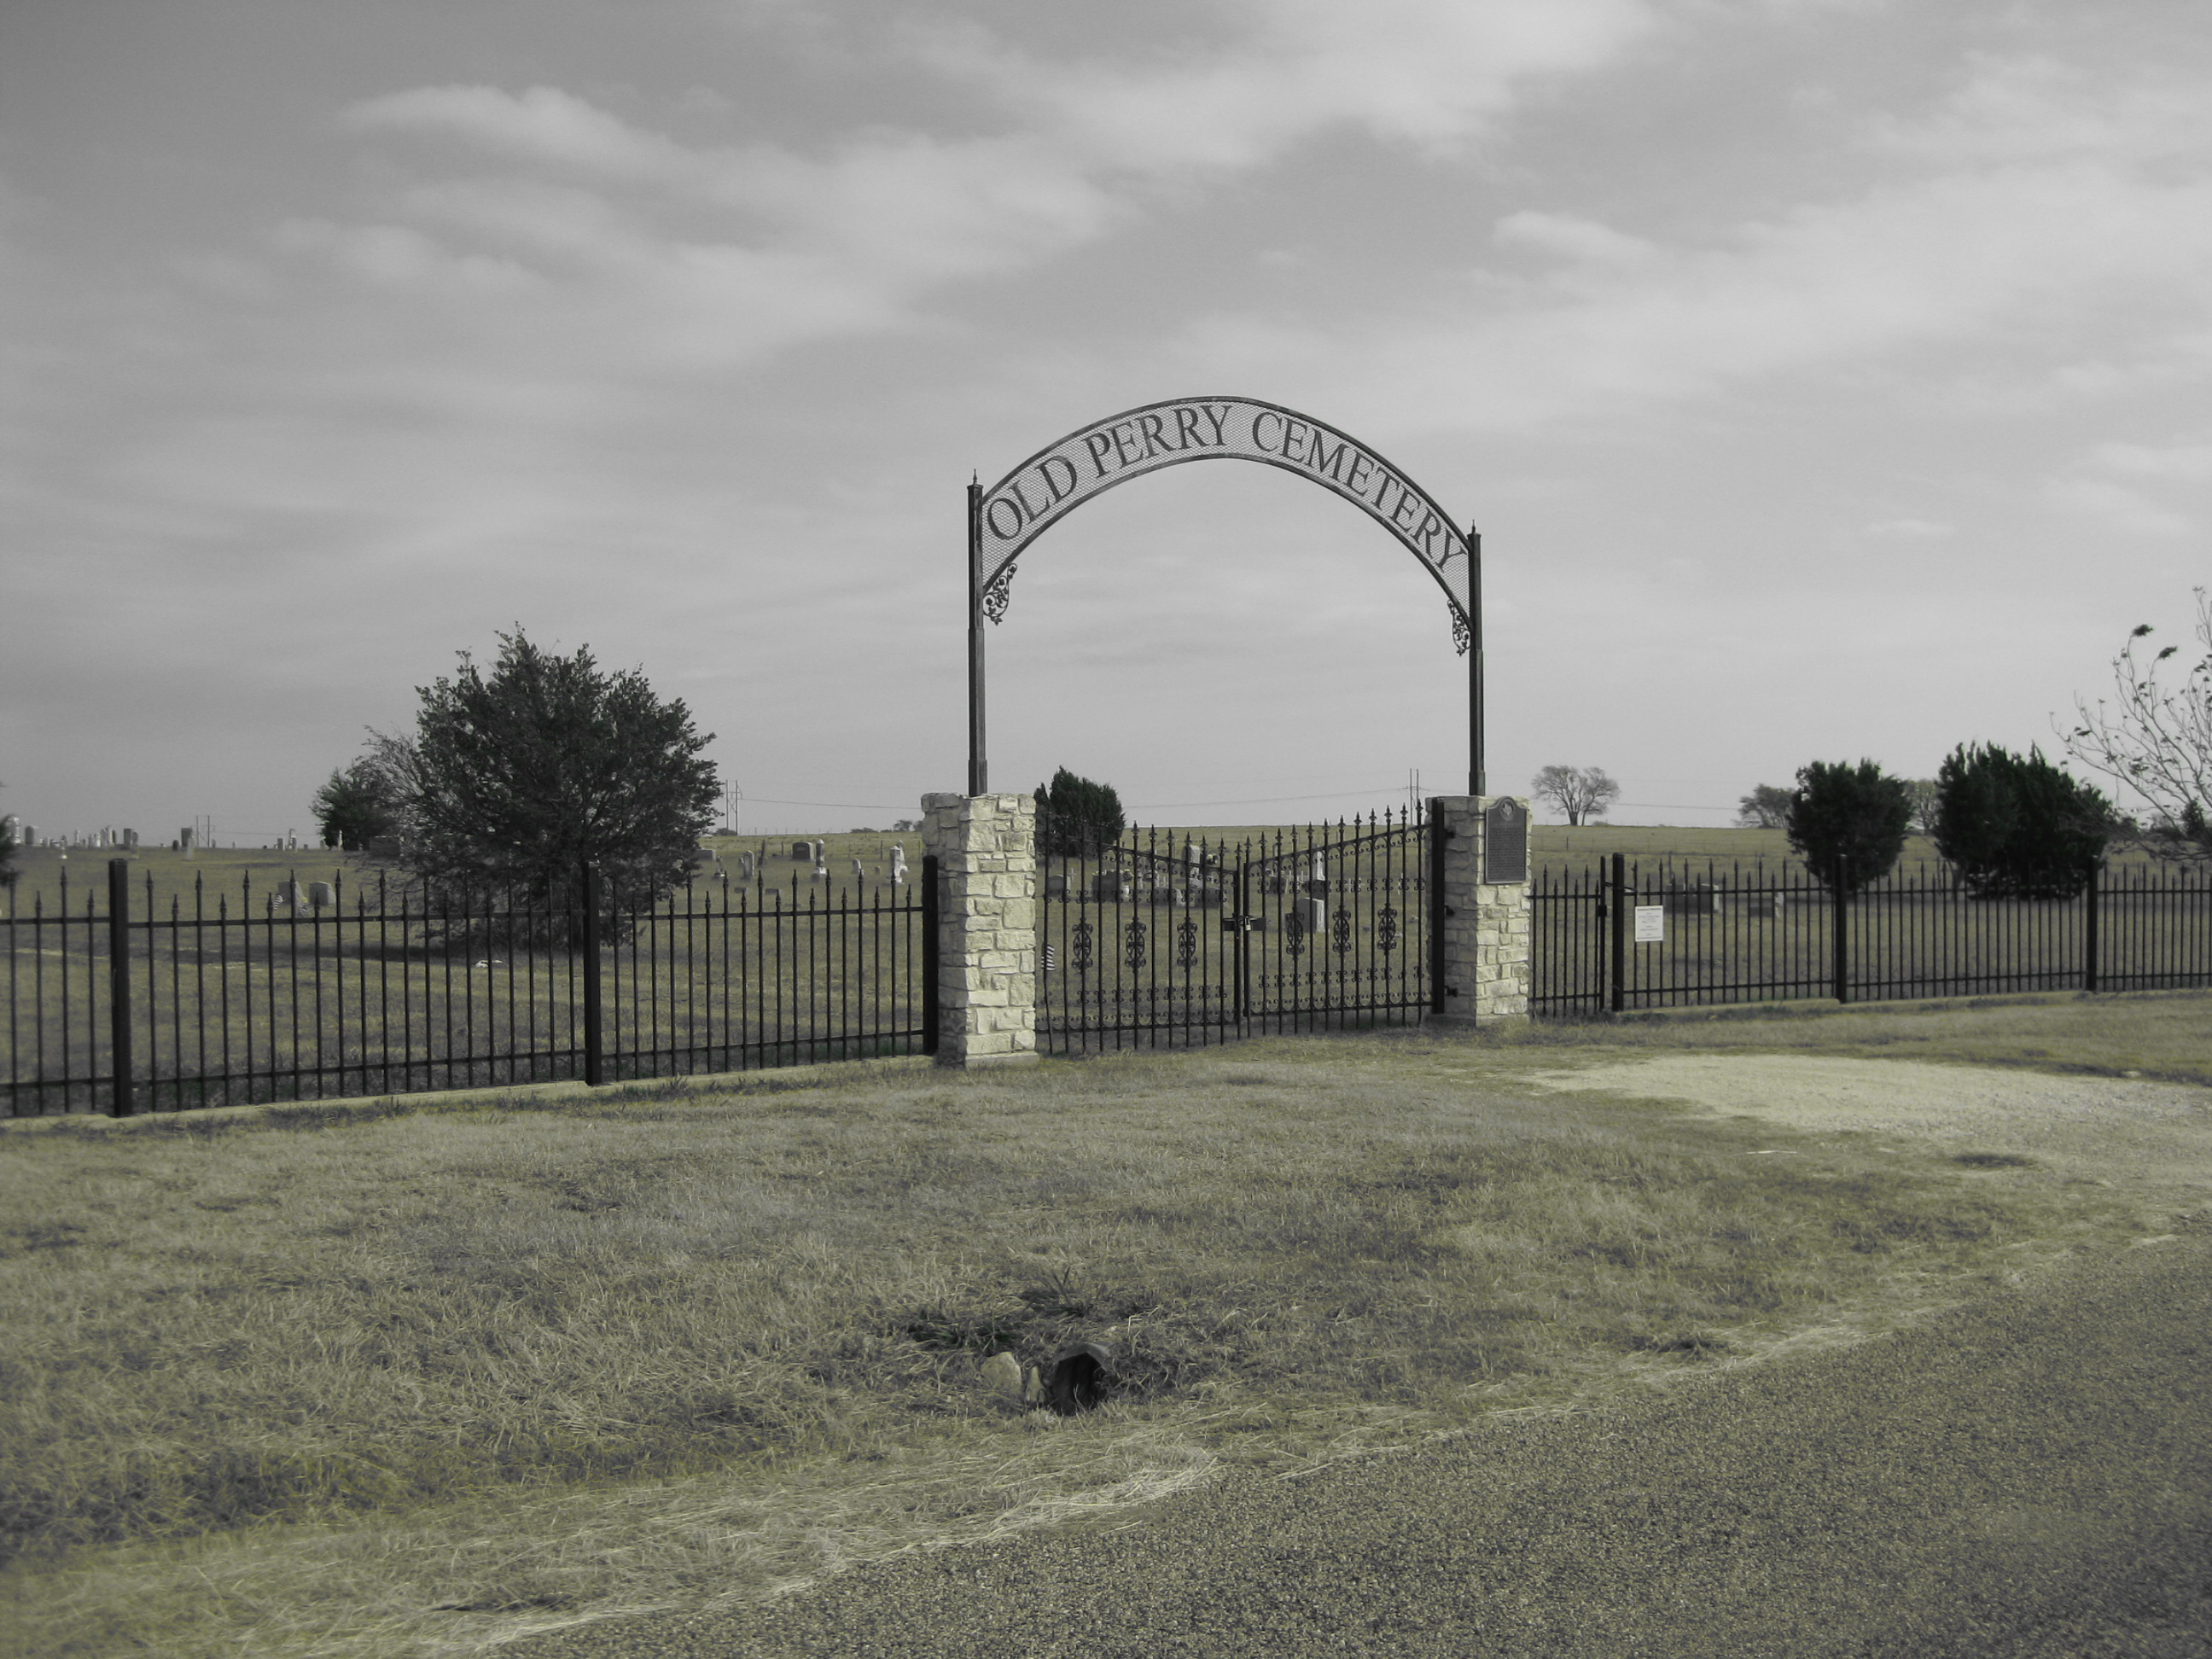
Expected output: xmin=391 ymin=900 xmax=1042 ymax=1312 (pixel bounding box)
xmin=3 ymin=991 xmax=2209 ymax=1658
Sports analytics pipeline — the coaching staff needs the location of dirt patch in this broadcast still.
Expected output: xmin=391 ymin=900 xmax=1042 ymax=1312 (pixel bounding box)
xmin=1515 ymin=1056 xmax=2212 ymax=1196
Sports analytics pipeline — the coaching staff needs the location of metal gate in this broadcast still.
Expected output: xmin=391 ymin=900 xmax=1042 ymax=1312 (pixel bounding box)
xmin=1036 ymin=809 xmax=1433 ymax=1054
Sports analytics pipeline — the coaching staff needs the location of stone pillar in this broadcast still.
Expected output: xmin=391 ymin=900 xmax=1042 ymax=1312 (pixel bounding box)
xmin=1432 ymin=795 xmax=1532 ymax=1026
xmin=921 ymin=792 xmax=1040 ymax=1068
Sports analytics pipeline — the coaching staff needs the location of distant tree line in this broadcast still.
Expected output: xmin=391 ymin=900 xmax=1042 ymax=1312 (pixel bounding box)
xmin=1734 ymin=744 xmax=2114 ymax=898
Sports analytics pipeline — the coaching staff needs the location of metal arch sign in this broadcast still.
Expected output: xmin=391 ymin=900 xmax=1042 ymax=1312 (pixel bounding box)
xmin=963 ymin=394 xmax=1485 ymax=798
xmin=972 ymin=396 xmax=1474 ymax=647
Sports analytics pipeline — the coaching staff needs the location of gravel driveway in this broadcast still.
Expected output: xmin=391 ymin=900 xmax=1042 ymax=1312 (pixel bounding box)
xmin=515 ymin=1222 xmax=2212 ymax=1658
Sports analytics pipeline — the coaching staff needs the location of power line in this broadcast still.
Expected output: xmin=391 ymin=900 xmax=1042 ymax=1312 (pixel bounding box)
xmin=740 ymin=800 xmax=898 ymax=810
xmin=1126 ymin=785 xmax=1408 ymax=810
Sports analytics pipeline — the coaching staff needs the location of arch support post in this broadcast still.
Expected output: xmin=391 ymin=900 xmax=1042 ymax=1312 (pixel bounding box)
xmin=922 ymin=791 xmax=1039 ymax=1068
xmin=1429 ymin=795 xmax=1530 ymax=1027
xmin=1468 ymin=529 xmax=1485 ymax=797
xmin=966 ymin=481 xmax=987 ymax=796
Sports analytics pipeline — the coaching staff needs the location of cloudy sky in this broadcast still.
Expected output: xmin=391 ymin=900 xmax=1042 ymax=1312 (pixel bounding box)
xmin=3 ymin=0 xmax=2208 ymax=841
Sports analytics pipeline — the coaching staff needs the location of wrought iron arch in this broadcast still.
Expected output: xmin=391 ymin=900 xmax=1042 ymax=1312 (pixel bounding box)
xmin=966 ymin=395 xmax=1482 ymax=795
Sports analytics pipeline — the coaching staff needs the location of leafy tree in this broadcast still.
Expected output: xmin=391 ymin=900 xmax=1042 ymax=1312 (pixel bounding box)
xmin=312 ymin=755 xmax=404 ymax=851
xmin=1531 ymin=765 xmax=1620 ymax=826
xmin=1784 ymin=760 xmax=1912 ymax=895
xmin=1033 ymin=767 xmax=1126 ymax=859
xmin=1932 ymin=742 xmax=2112 ymax=900
xmin=378 ymin=630 xmax=719 ymax=937
xmin=2061 ymin=589 xmax=2211 ymax=859
xmin=1735 ymin=784 xmax=1790 ymax=830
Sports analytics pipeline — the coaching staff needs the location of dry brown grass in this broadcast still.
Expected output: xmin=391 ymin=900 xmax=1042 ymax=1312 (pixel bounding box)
xmin=3 ymin=993 xmax=2203 ymax=1657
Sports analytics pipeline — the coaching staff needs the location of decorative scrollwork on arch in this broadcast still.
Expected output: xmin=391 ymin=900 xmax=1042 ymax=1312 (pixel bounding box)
xmin=1451 ymin=607 xmax=1470 ymax=656
xmin=982 ymin=564 xmax=1016 ymax=624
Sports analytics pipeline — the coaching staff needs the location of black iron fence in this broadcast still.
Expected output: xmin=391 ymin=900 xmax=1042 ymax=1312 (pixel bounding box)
xmin=1036 ymin=811 xmax=1432 ymax=1055
xmin=18 ymin=841 xmax=2205 ymax=1115
xmin=1532 ymin=853 xmax=2212 ymax=1016
xmin=4 ymin=859 xmax=936 ymax=1118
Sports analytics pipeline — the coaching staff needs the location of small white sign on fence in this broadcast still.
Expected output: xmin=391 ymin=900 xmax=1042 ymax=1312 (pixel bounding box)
xmin=1633 ymin=905 xmax=1665 ymax=944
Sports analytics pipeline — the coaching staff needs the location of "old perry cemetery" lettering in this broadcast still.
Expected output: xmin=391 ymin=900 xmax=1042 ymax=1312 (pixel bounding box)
xmin=974 ymin=396 xmax=1473 ymax=627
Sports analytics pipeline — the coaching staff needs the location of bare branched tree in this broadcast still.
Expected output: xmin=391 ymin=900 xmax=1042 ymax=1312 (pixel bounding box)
xmin=1903 ymin=778 xmax=1941 ymax=836
xmin=2060 ymin=589 xmax=2212 ymax=859
xmin=1735 ymin=784 xmax=1790 ymax=829
xmin=1531 ymin=765 xmax=1621 ymax=826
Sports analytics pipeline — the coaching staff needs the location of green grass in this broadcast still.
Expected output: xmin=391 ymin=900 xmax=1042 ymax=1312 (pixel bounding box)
xmin=4 ymin=992 xmax=2203 ymax=1657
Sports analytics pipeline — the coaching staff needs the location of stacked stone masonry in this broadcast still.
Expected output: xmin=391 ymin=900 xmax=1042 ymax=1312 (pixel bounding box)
xmin=1432 ymin=795 xmax=1533 ymax=1024
xmin=921 ymin=791 xmax=1040 ymax=1068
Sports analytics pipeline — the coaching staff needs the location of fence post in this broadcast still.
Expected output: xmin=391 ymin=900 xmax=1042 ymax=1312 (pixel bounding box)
xmin=108 ymin=859 xmax=134 ymax=1117
xmin=920 ymin=853 xmax=940 ymax=1055
xmin=2084 ymin=861 xmax=2102 ymax=993
xmin=1608 ymin=853 xmax=1627 ymax=1015
xmin=921 ymin=793 xmax=1039 ymax=1068
xmin=1426 ymin=796 xmax=1531 ymax=1026
xmin=1428 ymin=805 xmax=1448 ymax=1015
xmin=1831 ymin=858 xmax=1849 ymax=1004
xmin=580 ymin=863 xmax=604 ymax=1086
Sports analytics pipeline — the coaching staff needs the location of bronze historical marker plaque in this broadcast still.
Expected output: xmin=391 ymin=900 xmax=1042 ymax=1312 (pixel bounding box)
xmin=1483 ymin=798 xmax=1528 ymax=884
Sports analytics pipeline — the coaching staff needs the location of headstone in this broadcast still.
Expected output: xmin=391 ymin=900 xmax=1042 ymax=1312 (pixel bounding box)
xmin=812 ymin=862 xmax=830 ymax=885
xmin=179 ymin=827 xmax=194 ymax=849
xmin=1092 ymin=870 xmax=1131 ymax=901
xmin=792 ymin=841 xmax=812 ymax=860
xmin=813 ymin=839 xmax=825 ymax=863
xmin=276 ymin=881 xmax=304 ymax=908
xmin=738 ymin=852 xmax=756 ymax=881
xmin=1482 ymin=798 xmax=1528 ymax=884
xmin=122 ymin=829 xmax=138 ymax=848
xmin=1663 ymin=881 xmax=1720 ymax=916
xmin=308 ymin=882 xmax=335 ymax=908
xmin=853 ymin=858 xmax=867 ymax=880
xmin=1294 ymin=895 xmax=1328 ymax=934
xmin=1043 ymin=872 xmax=1068 ymax=899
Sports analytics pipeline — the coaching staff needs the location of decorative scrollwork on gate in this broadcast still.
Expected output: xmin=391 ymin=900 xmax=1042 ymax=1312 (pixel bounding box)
xmin=1124 ymin=919 xmax=1148 ymax=970
xmin=1284 ymin=911 xmax=1307 ymax=958
xmin=1071 ymin=917 xmax=1094 ymax=972
xmin=1331 ymin=911 xmax=1353 ymax=956
xmin=1175 ymin=917 xmax=1199 ymax=969
xmin=1376 ymin=905 xmax=1400 ymax=953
